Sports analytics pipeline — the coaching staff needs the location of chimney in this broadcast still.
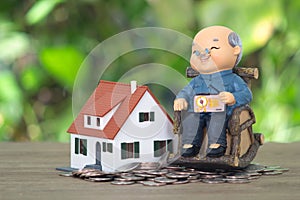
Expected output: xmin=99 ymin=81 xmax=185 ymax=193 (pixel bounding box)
xmin=130 ymin=80 xmax=137 ymax=94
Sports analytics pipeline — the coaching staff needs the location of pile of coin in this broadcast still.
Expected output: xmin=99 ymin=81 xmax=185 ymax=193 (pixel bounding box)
xmin=59 ymin=163 xmax=289 ymax=186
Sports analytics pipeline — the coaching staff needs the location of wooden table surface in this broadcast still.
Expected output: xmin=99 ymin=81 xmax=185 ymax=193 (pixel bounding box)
xmin=0 ymin=142 xmax=299 ymax=200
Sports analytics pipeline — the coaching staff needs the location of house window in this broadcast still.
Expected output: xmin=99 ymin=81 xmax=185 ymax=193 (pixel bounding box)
xmin=121 ymin=142 xmax=139 ymax=159
xmin=87 ymin=116 xmax=91 ymax=125
xmin=75 ymin=138 xmax=87 ymax=156
xmin=75 ymin=138 xmax=79 ymax=154
xmin=80 ymin=139 xmax=87 ymax=156
xmin=107 ymin=143 xmax=113 ymax=153
xmin=167 ymin=139 xmax=173 ymax=153
xmin=102 ymin=142 xmax=113 ymax=153
xmin=154 ymin=140 xmax=166 ymax=157
xmin=139 ymin=112 xmax=155 ymax=122
xmin=154 ymin=139 xmax=173 ymax=157
xmin=103 ymin=142 xmax=106 ymax=152
xmin=97 ymin=118 xmax=100 ymax=127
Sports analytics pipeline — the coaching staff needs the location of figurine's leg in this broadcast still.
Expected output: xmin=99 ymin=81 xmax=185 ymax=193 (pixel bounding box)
xmin=206 ymin=112 xmax=228 ymax=157
xmin=181 ymin=111 xmax=202 ymax=157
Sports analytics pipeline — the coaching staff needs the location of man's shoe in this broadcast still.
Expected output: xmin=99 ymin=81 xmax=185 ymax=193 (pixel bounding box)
xmin=181 ymin=145 xmax=200 ymax=157
xmin=206 ymin=146 xmax=226 ymax=158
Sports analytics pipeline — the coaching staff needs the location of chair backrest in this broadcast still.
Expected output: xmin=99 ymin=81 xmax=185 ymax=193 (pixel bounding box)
xmin=186 ymin=67 xmax=259 ymax=88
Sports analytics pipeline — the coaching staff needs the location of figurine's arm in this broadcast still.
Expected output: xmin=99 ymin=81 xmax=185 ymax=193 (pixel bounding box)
xmin=229 ymin=76 xmax=253 ymax=106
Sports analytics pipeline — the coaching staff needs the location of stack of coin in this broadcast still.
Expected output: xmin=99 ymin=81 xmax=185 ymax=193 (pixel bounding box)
xmin=59 ymin=162 xmax=289 ymax=186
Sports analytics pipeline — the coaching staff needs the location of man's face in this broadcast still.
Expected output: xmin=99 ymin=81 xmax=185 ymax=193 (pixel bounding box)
xmin=190 ymin=26 xmax=240 ymax=74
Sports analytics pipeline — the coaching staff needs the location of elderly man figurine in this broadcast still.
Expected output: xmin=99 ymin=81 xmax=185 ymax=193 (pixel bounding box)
xmin=174 ymin=25 xmax=252 ymax=158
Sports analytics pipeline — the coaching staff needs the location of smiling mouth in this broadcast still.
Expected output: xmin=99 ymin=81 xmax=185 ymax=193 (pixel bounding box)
xmin=199 ymin=52 xmax=211 ymax=62
xmin=200 ymin=56 xmax=210 ymax=62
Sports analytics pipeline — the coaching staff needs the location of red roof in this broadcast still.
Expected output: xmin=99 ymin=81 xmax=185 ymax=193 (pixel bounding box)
xmin=67 ymin=80 xmax=173 ymax=139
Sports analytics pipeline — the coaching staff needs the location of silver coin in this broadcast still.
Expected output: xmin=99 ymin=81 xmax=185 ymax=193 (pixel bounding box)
xmin=272 ymin=168 xmax=289 ymax=172
xmin=266 ymin=165 xmax=281 ymax=169
xmin=78 ymin=168 xmax=97 ymax=173
xmin=85 ymin=172 xmax=106 ymax=178
xmin=263 ymin=171 xmax=283 ymax=175
xmin=165 ymin=166 xmax=185 ymax=170
xmin=146 ymin=169 xmax=169 ymax=176
xmin=73 ymin=170 xmax=88 ymax=176
xmin=247 ymin=176 xmax=261 ymax=180
xmin=258 ymin=168 xmax=275 ymax=173
xmin=174 ymin=171 xmax=196 ymax=176
xmin=119 ymin=172 xmax=133 ymax=176
xmin=244 ymin=164 xmax=266 ymax=171
xmin=185 ymin=168 xmax=199 ymax=172
xmin=154 ymin=177 xmax=178 ymax=184
xmin=146 ymin=178 xmax=156 ymax=181
xmin=188 ymin=174 xmax=200 ymax=180
xmin=141 ymin=181 xmax=167 ymax=187
xmin=114 ymin=177 xmax=134 ymax=182
xmin=59 ymin=173 xmax=74 ymax=177
xmin=86 ymin=177 xmax=113 ymax=182
xmin=226 ymin=179 xmax=250 ymax=184
xmin=226 ymin=173 xmax=250 ymax=179
xmin=172 ymin=179 xmax=189 ymax=185
xmin=120 ymin=175 xmax=145 ymax=181
xmin=245 ymin=172 xmax=262 ymax=177
xmin=131 ymin=170 xmax=148 ymax=174
xmin=244 ymin=170 xmax=260 ymax=174
xmin=111 ymin=181 xmax=135 ymax=185
xmin=202 ymin=178 xmax=225 ymax=184
xmin=166 ymin=173 xmax=189 ymax=179
xmin=201 ymin=174 xmax=224 ymax=179
xmin=198 ymin=171 xmax=218 ymax=175
xmin=134 ymin=173 xmax=157 ymax=178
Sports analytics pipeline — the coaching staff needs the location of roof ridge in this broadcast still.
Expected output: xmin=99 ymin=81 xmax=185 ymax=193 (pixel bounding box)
xmin=99 ymin=80 xmax=148 ymax=89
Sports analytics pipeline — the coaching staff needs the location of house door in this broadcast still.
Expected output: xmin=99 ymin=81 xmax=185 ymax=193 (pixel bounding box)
xmin=96 ymin=142 xmax=101 ymax=165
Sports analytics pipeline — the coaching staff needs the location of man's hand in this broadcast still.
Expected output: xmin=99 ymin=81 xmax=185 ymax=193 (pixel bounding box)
xmin=219 ymin=92 xmax=236 ymax=106
xmin=174 ymin=98 xmax=188 ymax=111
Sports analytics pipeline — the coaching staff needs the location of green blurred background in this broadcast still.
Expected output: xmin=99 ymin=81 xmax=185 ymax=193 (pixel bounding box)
xmin=0 ymin=0 xmax=299 ymax=142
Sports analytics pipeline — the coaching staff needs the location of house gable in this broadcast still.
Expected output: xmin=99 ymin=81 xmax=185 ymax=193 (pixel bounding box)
xmin=117 ymin=91 xmax=172 ymax=139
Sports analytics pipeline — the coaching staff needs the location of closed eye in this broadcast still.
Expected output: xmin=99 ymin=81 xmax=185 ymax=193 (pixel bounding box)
xmin=193 ymin=50 xmax=200 ymax=56
xmin=210 ymin=46 xmax=220 ymax=50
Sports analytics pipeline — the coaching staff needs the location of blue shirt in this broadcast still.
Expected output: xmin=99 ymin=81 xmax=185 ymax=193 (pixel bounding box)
xmin=176 ymin=69 xmax=252 ymax=116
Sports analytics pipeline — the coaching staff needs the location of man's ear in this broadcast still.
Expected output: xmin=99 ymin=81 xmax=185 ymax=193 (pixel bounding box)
xmin=233 ymin=46 xmax=241 ymax=55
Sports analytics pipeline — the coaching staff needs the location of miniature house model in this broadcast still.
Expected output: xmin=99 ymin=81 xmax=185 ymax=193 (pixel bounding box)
xmin=67 ymin=80 xmax=177 ymax=172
